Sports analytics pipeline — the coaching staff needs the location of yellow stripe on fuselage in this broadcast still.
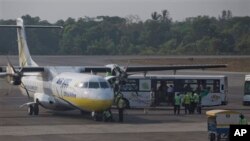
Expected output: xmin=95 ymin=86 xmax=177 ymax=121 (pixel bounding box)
xmin=63 ymin=96 xmax=113 ymax=112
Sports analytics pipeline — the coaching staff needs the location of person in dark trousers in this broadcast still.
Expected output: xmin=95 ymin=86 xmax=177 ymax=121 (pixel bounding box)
xmin=116 ymin=94 xmax=126 ymax=122
xmin=190 ymin=92 xmax=195 ymax=114
xmin=150 ymin=87 xmax=156 ymax=107
xmin=174 ymin=93 xmax=181 ymax=115
xmin=183 ymin=93 xmax=191 ymax=114
xmin=239 ymin=114 xmax=248 ymax=125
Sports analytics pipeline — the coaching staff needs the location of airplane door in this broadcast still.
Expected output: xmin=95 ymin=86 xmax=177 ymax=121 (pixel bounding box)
xmin=52 ymin=78 xmax=64 ymax=98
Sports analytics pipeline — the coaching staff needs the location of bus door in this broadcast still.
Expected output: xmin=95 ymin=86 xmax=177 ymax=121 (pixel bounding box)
xmin=153 ymin=79 xmax=174 ymax=106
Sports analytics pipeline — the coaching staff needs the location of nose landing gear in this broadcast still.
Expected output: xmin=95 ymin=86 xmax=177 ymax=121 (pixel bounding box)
xmin=91 ymin=111 xmax=103 ymax=121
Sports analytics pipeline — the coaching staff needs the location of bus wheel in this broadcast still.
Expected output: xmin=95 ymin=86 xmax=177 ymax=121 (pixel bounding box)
xmin=210 ymin=133 xmax=216 ymax=141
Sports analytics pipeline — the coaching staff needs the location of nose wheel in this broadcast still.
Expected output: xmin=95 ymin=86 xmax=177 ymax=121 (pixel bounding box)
xmin=91 ymin=111 xmax=103 ymax=121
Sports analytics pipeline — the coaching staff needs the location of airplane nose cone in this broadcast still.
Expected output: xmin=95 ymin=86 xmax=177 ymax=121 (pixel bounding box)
xmin=69 ymin=88 xmax=114 ymax=112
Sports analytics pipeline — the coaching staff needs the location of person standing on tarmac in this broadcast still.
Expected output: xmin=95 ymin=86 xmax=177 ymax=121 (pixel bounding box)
xmin=174 ymin=93 xmax=181 ymax=115
xmin=150 ymin=87 xmax=156 ymax=107
xmin=115 ymin=94 xmax=127 ymax=123
xmin=239 ymin=114 xmax=248 ymax=125
xmin=183 ymin=92 xmax=191 ymax=114
xmin=190 ymin=92 xmax=195 ymax=114
xmin=193 ymin=92 xmax=199 ymax=114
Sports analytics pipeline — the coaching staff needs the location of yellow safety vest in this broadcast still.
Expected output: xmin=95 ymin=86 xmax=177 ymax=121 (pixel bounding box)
xmin=240 ymin=118 xmax=248 ymax=125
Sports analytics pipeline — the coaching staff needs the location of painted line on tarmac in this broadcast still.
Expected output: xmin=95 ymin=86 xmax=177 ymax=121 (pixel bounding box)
xmin=0 ymin=122 xmax=206 ymax=136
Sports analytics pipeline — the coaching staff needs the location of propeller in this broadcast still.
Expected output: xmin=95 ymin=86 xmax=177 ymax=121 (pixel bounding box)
xmin=106 ymin=61 xmax=134 ymax=86
xmin=5 ymin=57 xmax=32 ymax=99
xmin=105 ymin=63 xmax=138 ymax=96
xmin=6 ymin=59 xmax=23 ymax=85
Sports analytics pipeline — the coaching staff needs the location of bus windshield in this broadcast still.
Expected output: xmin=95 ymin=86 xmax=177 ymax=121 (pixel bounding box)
xmin=244 ymin=81 xmax=250 ymax=95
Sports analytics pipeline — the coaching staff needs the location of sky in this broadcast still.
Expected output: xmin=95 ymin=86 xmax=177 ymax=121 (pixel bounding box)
xmin=0 ymin=0 xmax=250 ymax=23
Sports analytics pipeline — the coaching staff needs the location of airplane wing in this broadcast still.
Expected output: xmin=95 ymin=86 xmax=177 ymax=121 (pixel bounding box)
xmin=81 ymin=64 xmax=227 ymax=73
xmin=0 ymin=66 xmax=44 ymax=79
xmin=125 ymin=64 xmax=227 ymax=72
xmin=0 ymin=66 xmax=44 ymax=73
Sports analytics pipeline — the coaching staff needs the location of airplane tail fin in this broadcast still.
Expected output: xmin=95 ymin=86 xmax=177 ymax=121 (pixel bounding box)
xmin=0 ymin=18 xmax=62 ymax=67
xmin=16 ymin=18 xmax=37 ymax=67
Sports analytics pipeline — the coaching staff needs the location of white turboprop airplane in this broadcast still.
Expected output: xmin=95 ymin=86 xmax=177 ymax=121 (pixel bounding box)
xmin=0 ymin=18 xmax=226 ymax=121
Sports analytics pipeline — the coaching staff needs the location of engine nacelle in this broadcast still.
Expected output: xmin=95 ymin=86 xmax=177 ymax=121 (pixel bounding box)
xmin=34 ymin=93 xmax=73 ymax=111
xmin=8 ymin=76 xmax=22 ymax=85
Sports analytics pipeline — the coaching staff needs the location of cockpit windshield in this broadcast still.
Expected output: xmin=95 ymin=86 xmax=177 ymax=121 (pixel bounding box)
xmin=100 ymin=82 xmax=110 ymax=89
xmin=77 ymin=81 xmax=110 ymax=89
xmin=77 ymin=82 xmax=88 ymax=88
xmin=89 ymin=82 xmax=100 ymax=89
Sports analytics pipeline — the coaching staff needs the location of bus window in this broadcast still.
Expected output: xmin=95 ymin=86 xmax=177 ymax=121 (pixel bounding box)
xmin=120 ymin=79 xmax=139 ymax=91
xmin=174 ymin=79 xmax=185 ymax=93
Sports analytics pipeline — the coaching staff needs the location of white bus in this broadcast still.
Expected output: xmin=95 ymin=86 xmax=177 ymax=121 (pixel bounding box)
xmin=120 ymin=75 xmax=228 ymax=108
xmin=243 ymin=75 xmax=250 ymax=105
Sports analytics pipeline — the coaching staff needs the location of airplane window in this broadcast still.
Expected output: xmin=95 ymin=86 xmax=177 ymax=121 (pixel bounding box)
xmin=56 ymin=78 xmax=63 ymax=85
xmin=84 ymin=82 xmax=88 ymax=88
xmin=100 ymin=82 xmax=110 ymax=89
xmin=61 ymin=79 xmax=71 ymax=88
xmin=78 ymin=83 xmax=84 ymax=88
xmin=89 ymin=82 xmax=99 ymax=89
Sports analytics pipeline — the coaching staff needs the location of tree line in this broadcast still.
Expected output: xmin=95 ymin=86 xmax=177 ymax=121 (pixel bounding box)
xmin=0 ymin=10 xmax=250 ymax=55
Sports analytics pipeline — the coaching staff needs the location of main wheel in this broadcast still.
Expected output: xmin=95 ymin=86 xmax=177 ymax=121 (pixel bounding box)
xmin=34 ymin=103 xmax=39 ymax=115
xmin=28 ymin=105 xmax=34 ymax=115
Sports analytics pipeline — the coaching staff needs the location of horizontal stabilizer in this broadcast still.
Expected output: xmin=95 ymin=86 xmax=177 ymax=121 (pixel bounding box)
xmin=0 ymin=66 xmax=44 ymax=73
xmin=0 ymin=25 xmax=63 ymax=29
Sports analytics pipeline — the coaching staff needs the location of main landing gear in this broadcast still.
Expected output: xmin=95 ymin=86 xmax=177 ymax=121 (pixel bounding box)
xmin=91 ymin=110 xmax=114 ymax=122
xmin=28 ymin=102 xmax=39 ymax=115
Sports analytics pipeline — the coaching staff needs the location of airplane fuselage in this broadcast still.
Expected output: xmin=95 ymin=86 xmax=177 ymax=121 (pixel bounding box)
xmin=20 ymin=70 xmax=114 ymax=112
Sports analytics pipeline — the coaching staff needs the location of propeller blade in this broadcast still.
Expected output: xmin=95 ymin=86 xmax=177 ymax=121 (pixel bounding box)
xmin=21 ymin=82 xmax=31 ymax=100
xmin=124 ymin=60 xmax=130 ymax=72
xmin=6 ymin=56 xmax=17 ymax=73
xmin=5 ymin=84 xmax=12 ymax=96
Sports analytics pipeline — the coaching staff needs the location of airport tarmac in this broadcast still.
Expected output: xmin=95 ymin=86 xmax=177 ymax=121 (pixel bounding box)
xmin=0 ymin=56 xmax=250 ymax=141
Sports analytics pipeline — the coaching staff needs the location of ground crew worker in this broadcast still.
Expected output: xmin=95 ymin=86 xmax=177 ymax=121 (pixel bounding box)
xmin=183 ymin=93 xmax=191 ymax=114
xmin=239 ymin=114 xmax=248 ymax=125
xmin=190 ymin=92 xmax=195 ymax=114
xmin=150 ymin=87 xmax=156 ymax=107
xmin=193 ymin=92 xmax=199 ymax=114
xmin=174 ymin=93 xmax=181 ymax=115
xmin=116 ymin=94 xmax=126 ymax=122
